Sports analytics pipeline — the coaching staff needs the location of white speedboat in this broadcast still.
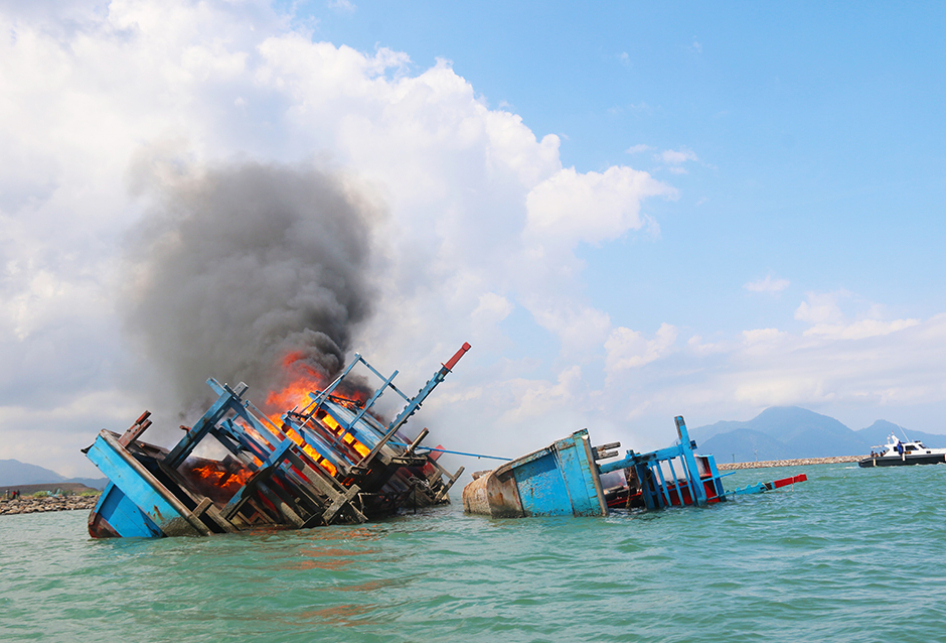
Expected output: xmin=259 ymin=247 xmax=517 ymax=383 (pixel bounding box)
xmin=859 ymin=433 xmax=946 ymax=468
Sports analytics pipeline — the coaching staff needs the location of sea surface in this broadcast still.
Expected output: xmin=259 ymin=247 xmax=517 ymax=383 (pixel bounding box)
xmin=2 ymin=463 xmax=945 ymax=642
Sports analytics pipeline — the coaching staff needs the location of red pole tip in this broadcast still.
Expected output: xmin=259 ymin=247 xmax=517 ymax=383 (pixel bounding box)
xmin=443 ymin=342 xmax=472 ymax=371
xmin=772 ymin=473 xmax=808 ymax=489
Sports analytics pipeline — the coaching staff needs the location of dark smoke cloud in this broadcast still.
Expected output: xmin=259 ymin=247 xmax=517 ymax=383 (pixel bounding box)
xmin=122 ymin=161 xmax=378 ymax=414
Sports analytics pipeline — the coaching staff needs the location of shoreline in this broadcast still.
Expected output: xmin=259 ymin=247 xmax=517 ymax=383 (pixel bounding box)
xmin=0 ymin=495 xmax=100 ymax=516
xmin=717 ymin=455 xmax=863 ymax=471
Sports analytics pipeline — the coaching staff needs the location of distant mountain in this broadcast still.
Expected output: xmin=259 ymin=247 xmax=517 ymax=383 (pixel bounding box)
xmin=699 ymin=429 xmax=795 ymax=465
xmin=693 ymin=406 xmax=945 ymax=462
xmin=856 ymin=420 xmax=946 ymax=448
xmin=690 ymin=420 xmax=745 ymax=443
xmin=0 ymin=459 xmax=66 ymax=486
xmin=694 ymin=407 xmax=849 ymax=442
xmin=0 ymin=459 xmax=108 ymax=489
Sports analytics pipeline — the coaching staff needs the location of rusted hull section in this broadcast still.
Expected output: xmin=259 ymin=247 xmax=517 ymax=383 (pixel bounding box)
xmin=462 ymin=465 xmax=524 ymax=518
xmin=85 ymin=346 xmax=469 ymax=538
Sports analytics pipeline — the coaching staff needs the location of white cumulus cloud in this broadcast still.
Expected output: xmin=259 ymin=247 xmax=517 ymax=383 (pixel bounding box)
xmin=657 ymin=148 xmax=699 ymax=165
xmin=525 ymin=166 xmax=676 ymax=247
xmin=0 ymin=0 xmax=686 ymax=472
xmin=744 ymin=275 xmax=790 ymax=293
xmin=625 ymin=143 xmax=652 ymax=154
xmin=605 ymin=323 xmax=679 ymax=374
xmin=1 ymin=1 xmax=944 ymax=475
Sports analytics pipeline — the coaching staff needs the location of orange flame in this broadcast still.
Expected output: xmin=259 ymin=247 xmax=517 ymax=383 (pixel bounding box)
xmin=264 ymin=351 xmax=370 ymax=412
xmin=282 ymin=424 xmax=339 ymax=476
xmin=316 ymin=409 xmax=371 ymax=458
xmin=259 ymin=351 xmax=375 ymax=475
xmin=265 ymin=351 xmax=329 ymax=411
xmin=189 ymin=463 xmax=252 ymax=495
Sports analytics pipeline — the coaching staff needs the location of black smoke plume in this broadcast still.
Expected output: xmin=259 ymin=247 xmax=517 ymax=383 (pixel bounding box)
xmin=122 ymin=161 xmax=378 ymax=414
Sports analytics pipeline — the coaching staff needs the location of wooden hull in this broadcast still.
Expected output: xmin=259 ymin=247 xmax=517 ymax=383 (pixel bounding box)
xmin=462 ymin=430 xmax=607 ymax=518
xmin=85 ymin=431 xmax=229 ymax=538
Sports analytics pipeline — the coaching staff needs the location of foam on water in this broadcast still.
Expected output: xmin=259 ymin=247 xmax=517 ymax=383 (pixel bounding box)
xmin=2 ymin=463 xmax=945 ymax=642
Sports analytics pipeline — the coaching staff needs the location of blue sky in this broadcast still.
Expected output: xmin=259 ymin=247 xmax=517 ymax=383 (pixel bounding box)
xmin=303 ymin=1 xmax=946 ymax=341
xmin=309 ymin=0 xmax=946 ymax=417
xmin=1 ymin=1 xmax=944 ymax=476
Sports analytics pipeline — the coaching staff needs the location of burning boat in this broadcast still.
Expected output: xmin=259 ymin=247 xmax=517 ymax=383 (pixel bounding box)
xmin=462 ymin=416 xmax=806 ymax=518
xmin=83 ymin=344 xmax=470 ymax=538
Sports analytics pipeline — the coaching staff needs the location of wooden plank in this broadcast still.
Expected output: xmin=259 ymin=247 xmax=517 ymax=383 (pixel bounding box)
xmin=318 ymin=484 xmax=364 ymax=525
xmin=280 ymin=451 xmax=366 ymax=523
xmin=256 ymin=483 xmax=305 ymax=528
xmin=118 ymin=411 xmax=152 ymax=447
xmin=156 ymin=459 xmax=237 ymax=534
xmin=434 ymin=465 xmax=465 ymax=503
xmin=190 ymin=497 xmax=213 ymax=519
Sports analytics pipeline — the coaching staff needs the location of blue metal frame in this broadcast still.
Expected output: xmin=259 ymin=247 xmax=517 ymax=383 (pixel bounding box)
xmin=598 ymin=416 xmax=724 ymax=509
xmin=290 ymin=343 xmax=472 ymax=472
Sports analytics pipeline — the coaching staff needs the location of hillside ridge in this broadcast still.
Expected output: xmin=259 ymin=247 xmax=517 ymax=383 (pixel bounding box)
xmin=693 ymin=407 xmax=945 ymax=462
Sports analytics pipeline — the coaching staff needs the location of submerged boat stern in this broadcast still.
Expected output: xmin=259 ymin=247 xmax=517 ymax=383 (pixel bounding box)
xmin=463 ymin=415 xmax=806 ymax=519
xmin=462 ymin=429 xmax=607 ymax=518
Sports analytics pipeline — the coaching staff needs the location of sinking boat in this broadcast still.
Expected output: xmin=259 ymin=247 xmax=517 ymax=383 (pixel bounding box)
xmin=859 ymin=432 xmax=946 ymax=468
xmin=83 ymin=345 xmax=470 ymax=538
xmin=463 ymin=416 xmax=806 ymax=518
xmin=462 ymin=430 xmax=608 ymax=518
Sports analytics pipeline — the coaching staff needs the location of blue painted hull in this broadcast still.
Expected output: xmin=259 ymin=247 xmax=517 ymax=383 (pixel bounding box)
xmin=462 ymin=430 xmax=607 ymax=517
xmin=89 ymin=482 xmax=163 ymax=538
xmin=85 ymin=431 xmax=213 ymax=538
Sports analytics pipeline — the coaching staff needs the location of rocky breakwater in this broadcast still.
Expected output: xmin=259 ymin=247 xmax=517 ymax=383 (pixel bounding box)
xmin=0 ymin=495 xmax=100 ymax=516
xmin=718 ymin=455 xmax=864 ymax=471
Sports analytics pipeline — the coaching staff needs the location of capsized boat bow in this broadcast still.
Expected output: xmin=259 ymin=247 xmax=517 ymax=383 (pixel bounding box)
xmin=463 ymin=416 xmax=807 ymax=518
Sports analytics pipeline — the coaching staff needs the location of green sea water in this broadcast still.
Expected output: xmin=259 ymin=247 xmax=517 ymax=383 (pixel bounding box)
xmin=2 ymin=463 xmax=945 ymax=642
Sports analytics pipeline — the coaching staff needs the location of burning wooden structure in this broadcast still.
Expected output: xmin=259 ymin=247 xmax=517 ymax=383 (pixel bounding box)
xmin=83 ymin=344 xmax=470 ymax=538
xmin=463 ymin=416 xmax=806 ymax=518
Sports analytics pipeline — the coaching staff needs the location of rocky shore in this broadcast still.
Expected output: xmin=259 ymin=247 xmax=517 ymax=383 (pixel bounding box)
xmin=0 ymin=495 xmax=100 ymax=516
xmin=718 ymin=455 xmax=863 ymax=471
